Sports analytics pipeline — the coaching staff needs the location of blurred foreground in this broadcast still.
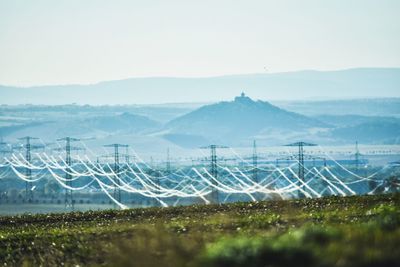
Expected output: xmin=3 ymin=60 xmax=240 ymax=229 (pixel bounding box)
xmin=0 ymin=194 xmax=399 ymax=266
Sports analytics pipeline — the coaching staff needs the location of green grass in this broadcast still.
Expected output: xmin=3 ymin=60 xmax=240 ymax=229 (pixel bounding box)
xmin=0 ymin=204 xmax=116 ymax=216
xmin=0 ymin=194 xmax=399 ymax=266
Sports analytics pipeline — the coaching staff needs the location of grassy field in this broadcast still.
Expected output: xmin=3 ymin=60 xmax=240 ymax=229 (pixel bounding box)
xmin=0 ymin=204 xmax=117 ymax=216
xmin=0 ymin=194 xmax=399 ymax=267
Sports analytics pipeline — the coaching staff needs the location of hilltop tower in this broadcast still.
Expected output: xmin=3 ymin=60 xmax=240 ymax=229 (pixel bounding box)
xmin=235 ymin=92 xmax=252 ymax=103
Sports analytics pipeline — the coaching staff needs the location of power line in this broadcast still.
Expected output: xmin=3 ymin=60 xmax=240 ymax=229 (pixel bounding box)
xmin=56 ymin=137 xmax=82 ymax=209
xmin=125 ymin=146 xmax=130 ymax=164
xmin=200 ymin=145 xmax=228 ymax=204
xmin=355 ymin=141 xmax=362 ymax=170
xmin=252 ymin=140 xmax=258 ymax=183
xmin=166 ymin=148 xmax=171 ymax=174
xmin=285 ymin=142 xmax=317 ymax=198
xmin=17 ymin=136 xmax=43 ymax=202
xmin=0 ymin=139 xmax=13 ymax=157
xmin=104 ymin=144 xmax=128 ymax=205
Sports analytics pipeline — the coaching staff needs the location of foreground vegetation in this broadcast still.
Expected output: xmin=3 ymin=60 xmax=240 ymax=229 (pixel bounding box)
xmin=0 ymin=194 xmax=399 ymax=266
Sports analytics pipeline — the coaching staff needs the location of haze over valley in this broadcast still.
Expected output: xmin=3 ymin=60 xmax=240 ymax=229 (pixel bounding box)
xmin=1 ymin=77 xmax=399 ymax=159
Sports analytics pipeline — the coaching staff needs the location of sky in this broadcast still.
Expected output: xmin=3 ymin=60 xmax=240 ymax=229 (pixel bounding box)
xmin=0 ymin=0 xmax=399 ymax=86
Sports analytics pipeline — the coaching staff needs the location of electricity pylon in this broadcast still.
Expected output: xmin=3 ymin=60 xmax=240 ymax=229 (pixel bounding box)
xmin=104 ymin=144 xmax=129 ymax=204
xmin=285 ymin=142 xmax=317 ymax=198
xmin=0 ymin=138 xmax=12 ymax=158
xmin=200 ymin=145 xmax=228 ymax=204
xmin=18 ymin=136 xmax=43 ymax=202
xmin=125 ymin=146 xmax=130 ymax=164
xmin=56 ymin=137 xmax=83 ymax=209
xmin=252 ymin=140 xmax=258 ymax=183
xmin=166 ymin=148 xmax=171 ymax=174
xmin=354 ymin=141 xmax=362 ymax=170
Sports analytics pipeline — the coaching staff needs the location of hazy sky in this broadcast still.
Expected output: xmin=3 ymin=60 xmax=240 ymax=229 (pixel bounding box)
xmin=0 ymin=0 xmax=399 ymax=86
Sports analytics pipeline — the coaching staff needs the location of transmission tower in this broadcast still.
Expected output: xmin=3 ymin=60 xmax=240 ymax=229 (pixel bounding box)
xmin=56 ymin=137 xmax=82 ymax=209
xmin=252 ymin=140 xmax=258 ymax=183
xmin=104 ymin=144 xmax=128 ymax=204
xmin=125 ymin=146 xmax=130 ymax=164
xmin=18 ymin=136 xmax=43 ymax=202
xmin=285 ymin=142 xmax=317 ymax=198
xmin=149 ymin=167 xmax=162 ymax=206
xmin=354 ymin=141 xmax=361 ymax=170
xmin=0 ymin=137 xmax=6 ymax=151
xmin=166 ymin=148 xmax=171 ymax=174
xmin=0 ymin=138 xmax=12 ymax=158
xmin=200 ymin=145 xmax=228 ymax=204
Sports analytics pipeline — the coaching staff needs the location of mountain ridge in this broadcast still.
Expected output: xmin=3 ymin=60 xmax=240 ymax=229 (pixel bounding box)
xmin=1 ymin=68 xmax=399 ymax=105
xmin=2 ymin=67 xmax=399 ymax=88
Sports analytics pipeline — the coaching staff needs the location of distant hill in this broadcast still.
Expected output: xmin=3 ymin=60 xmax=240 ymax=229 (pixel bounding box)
xmin=1 ymin=68 xmax=399 ymax=105
xmin=313 ymin=115 xmax=400 ymax=127
xmin=328 ymin=121 xmax=400 ymax=144
xmin=1 ymin=96 xmax=399 ymax=149
xmin=278 ymin=98 xmax=400 ymax=117
xmin=83 ymin=112 xmax=160 ymax=134
xmin=0 ymin=112 xmax=160 ymax=140
xmin=165 ymin=94 xmax=329 ymax=146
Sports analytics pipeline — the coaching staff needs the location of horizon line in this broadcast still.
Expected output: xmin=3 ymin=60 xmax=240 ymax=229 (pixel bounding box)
xmin=2 ymin=96 xmax=400 ymax=107
xmin=1 ymin=66 xmax=399 ymax=88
